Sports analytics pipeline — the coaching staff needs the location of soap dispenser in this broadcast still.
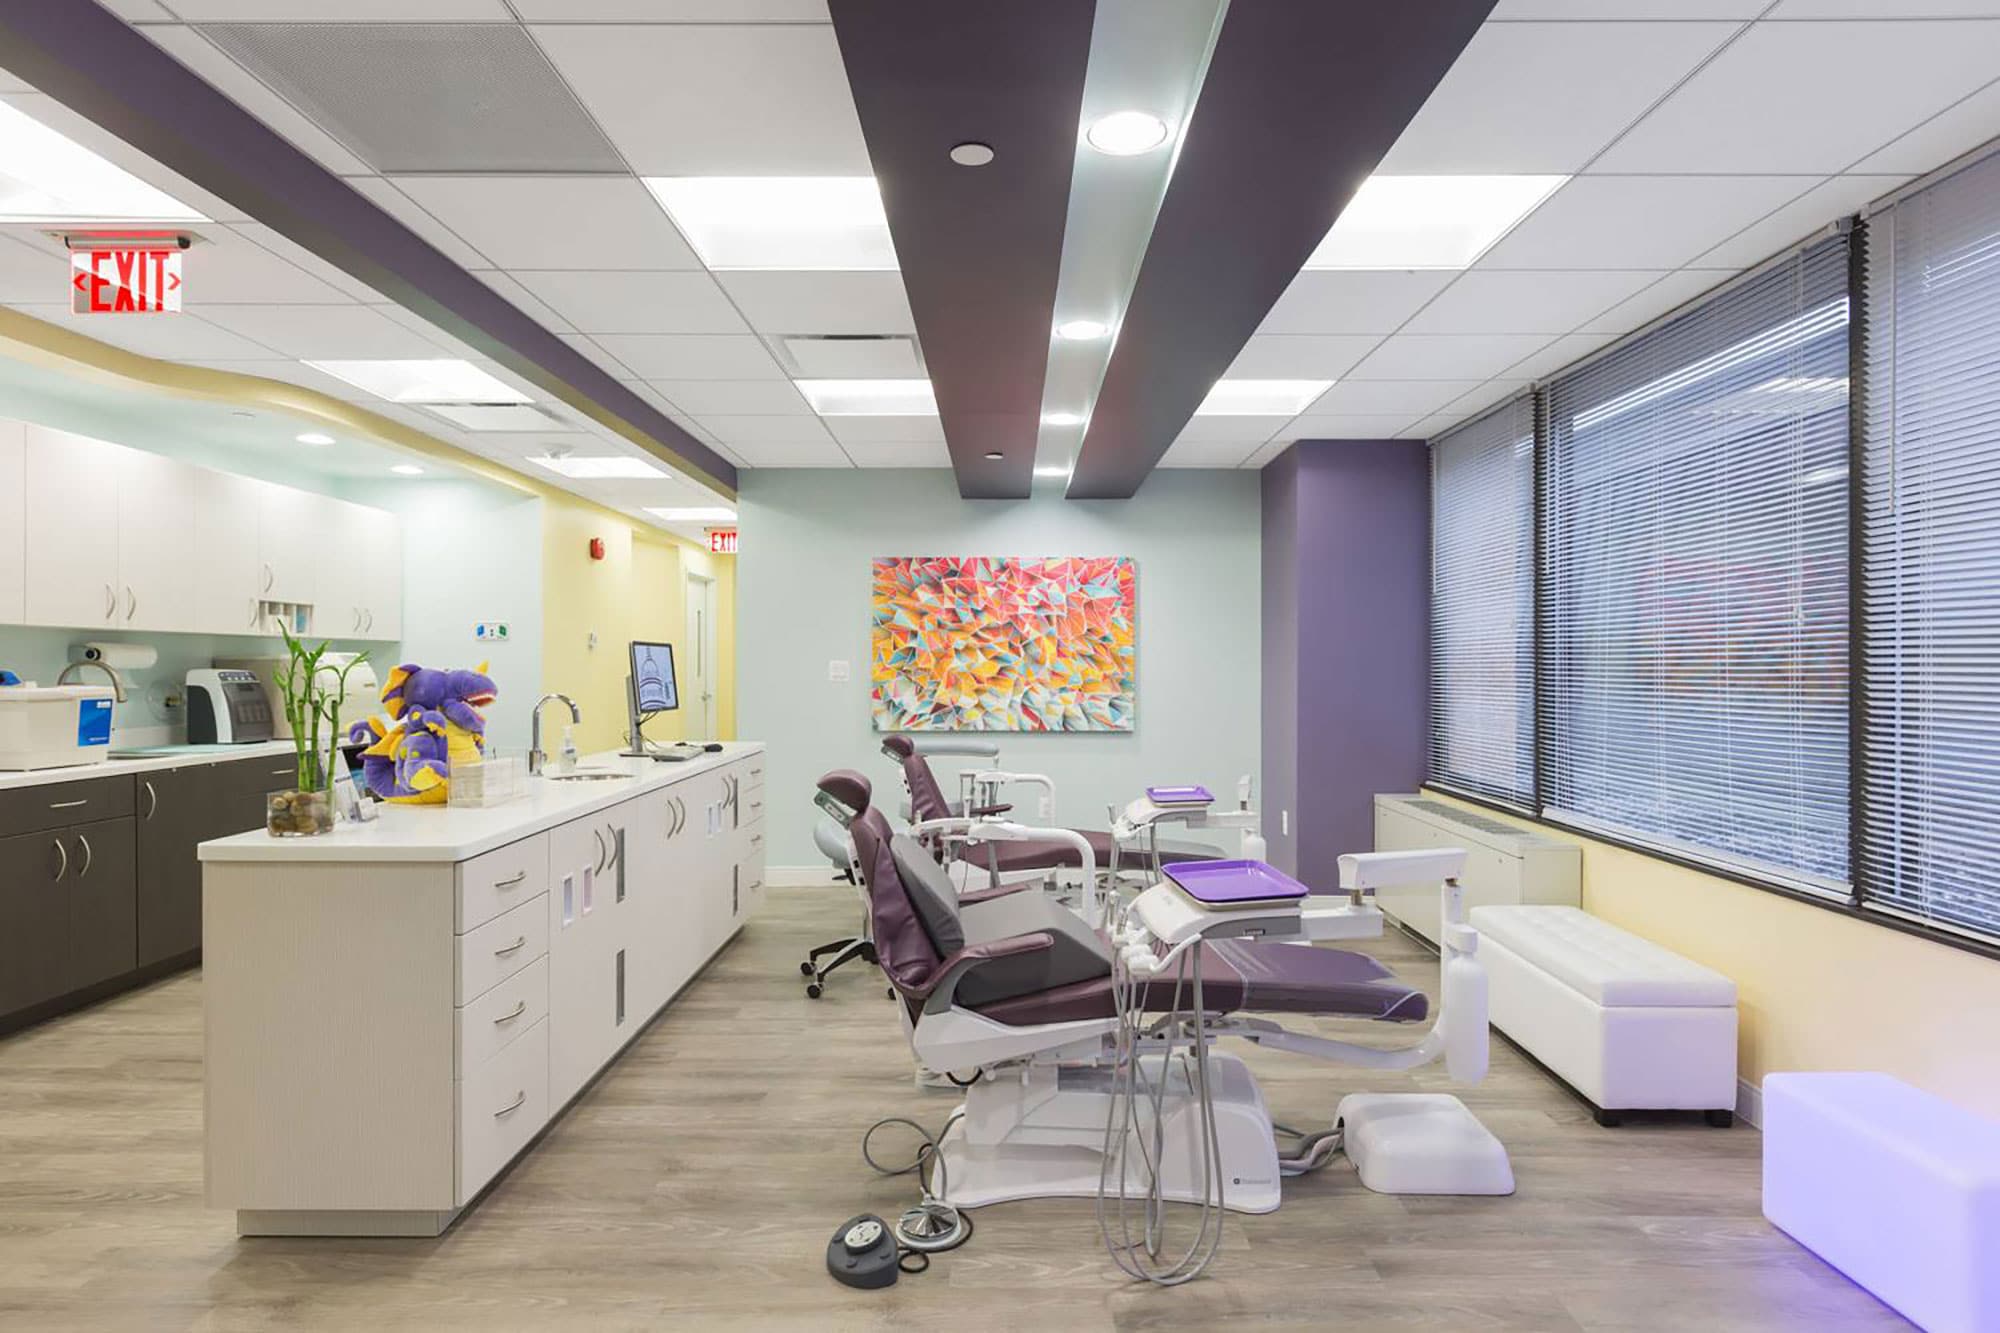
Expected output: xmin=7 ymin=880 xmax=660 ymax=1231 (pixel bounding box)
xmin=558 ymin=725 xmax=580 ymax=774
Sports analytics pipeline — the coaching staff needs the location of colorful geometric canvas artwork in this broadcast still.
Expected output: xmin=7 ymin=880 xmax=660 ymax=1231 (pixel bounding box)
xmin=871 ymin=556 xmax=1136 ymax=732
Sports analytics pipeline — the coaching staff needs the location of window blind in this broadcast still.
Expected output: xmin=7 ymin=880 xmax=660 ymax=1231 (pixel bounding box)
xmin=1859 ymin=152 xmax=2000 ymax=942
xmin=1541 ymin=238 xmax=1851 ymax=888
xmin=1429 ymin=395 xmax=1535 ymax=806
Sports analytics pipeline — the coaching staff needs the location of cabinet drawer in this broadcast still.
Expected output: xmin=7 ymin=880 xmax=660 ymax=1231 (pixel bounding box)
xmin=219 ymin=755 xmax=304 ymax=797
xmin=455 ymin=1016 xmax=548 ymax=1206
xmin=739 ymin=789 xmax=766 ymax=831
xmin=455 ymin=955 xmax=548 ymax=1076
xmin=0 ymin=773 xmax=134 ymax=839
xmin=742 ymin=757 xmax=765 ymax=794
xmin=456 ymin=834 xmax=549 ymax=932
xmin=455 ymin=894 xmax=547 ymax=1004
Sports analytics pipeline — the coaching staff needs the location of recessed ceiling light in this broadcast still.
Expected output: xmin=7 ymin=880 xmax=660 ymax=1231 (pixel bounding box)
xmin=0 ymin=101 xmax=205 ymax=224
xmin=295 ymin=432 xmax=335 ymax=446
xmin=1195 ymin=380 xmax=1334 ymax=416
xmin=983 ymin=451 xmax=1004 ymax=460
xmin=1085 ymin=110 xmax=1171 ymax=156
xmin=304 ymin=359 xmax=531 ymax=405
xmin=949 ymin=142 xmax=995 ymax=167
xmin=1042 ymin=411 xmax=1084 ymax=426
xmin=1054 ymin=319 xmax=1109 ymax=342
xmin=1033 ymin=465 xmax=1072 ymax=478
xmin=1304 ymin=175 xmax=1567 ymax=270
xmin=795 ymin=378 xmax=937 ymax=416
xmin=529 ymin=454 xmax=667 ymax=480
xmin=391 ymin=464 xmax=425 ymax=476
xmin=643 ymin=177 xmax=896 ymax=270
xmin=645 ymin=506 xmax=738 ymax=523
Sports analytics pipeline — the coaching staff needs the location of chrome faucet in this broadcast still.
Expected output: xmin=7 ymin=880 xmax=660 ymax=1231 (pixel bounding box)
xmin=528 ymin=693 xmax=580 ymax=776
xmin=56 ymin=659 xmax=127 ymax=703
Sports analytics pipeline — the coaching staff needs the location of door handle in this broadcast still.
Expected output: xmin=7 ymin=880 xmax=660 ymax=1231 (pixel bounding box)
xmin=75 ymin=833 xmax=92 ymax=878
xmin=493 ymin=1000 xmax=528 ymax=1025
xmin=143 ymin=780 xmax=157 ymax=820
xmin=104 ymin=582 xmax=116 ymax=620
xmin=603 ymin=824 xmax=622 ymax=870
xmin=353 ymin=607 xmax=362 ymax=633
xmin=262 ymin=562 xmax=274 ymax=593
xmin=364 ymin=609 xmax=374 ymax=633
xmin=493 ymin=935 xmax=527 ymax=957
xmin=125 ymin=586 xmax=137 ymax=621
xmin=593 ymin=827 xmax=606 ymax=873
xmin=51 ymin=838 xmax=67 ymax=882
xmin=493 ymin=1090 xmax=527 ymax=1118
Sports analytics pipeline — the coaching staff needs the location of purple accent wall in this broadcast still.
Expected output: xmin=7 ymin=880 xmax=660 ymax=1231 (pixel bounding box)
xmin=1262 ymin=440 xmax=1430 ymax=890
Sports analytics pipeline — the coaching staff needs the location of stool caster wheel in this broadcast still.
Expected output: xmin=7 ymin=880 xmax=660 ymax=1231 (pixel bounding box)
xmin=1704 ymin=1109 xmax=1734 ymax=1128
xmin=805 ymin=983 xmax=823 ymax=999
xmin=799 ymin=961 xmax=815 ymax=976
xmin=886 ymin=987 xmax=896 ymax=1001
xmin=1592 ymin=1107 xmax=1623 ymax=1128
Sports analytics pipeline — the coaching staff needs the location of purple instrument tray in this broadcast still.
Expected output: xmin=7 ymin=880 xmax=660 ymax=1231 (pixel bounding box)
xmin=1163 ymin=859 xmax=1310 ymax=909
xmin=1147 ymin=784 xmax=1214 ymax=805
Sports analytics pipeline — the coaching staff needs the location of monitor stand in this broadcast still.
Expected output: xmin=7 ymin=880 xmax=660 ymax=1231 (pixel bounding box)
xmin=620 ymin=708 xmax=703 ymax=761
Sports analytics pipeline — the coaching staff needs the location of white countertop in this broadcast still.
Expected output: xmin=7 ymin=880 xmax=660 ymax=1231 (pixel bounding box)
xmin=0 ymin=740 xmax=297 ymax=792
xmin=199 ymin=743 xmax=765 ymax=865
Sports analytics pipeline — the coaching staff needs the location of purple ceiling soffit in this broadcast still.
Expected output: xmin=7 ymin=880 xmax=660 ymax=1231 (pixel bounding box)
xmin=830 ymin=0 xmax=1094 ymax=500
xmin=0 ymin=2 xmax=737 ymax=495
xmin=1066 ymin=0 xmax=1494 ymax=499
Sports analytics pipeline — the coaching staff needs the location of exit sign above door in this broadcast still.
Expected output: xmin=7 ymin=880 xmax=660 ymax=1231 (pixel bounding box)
xmin=70 ymin=245 xmax=182 ymax=314
xmin=708 ymin=529 xmax=737 ymax=555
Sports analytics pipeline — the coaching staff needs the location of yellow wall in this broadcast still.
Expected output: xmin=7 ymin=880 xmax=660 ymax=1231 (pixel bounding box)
xmin=1426 ymin=789 xmax=2000 ymax=1118
xmin=539 ymin=492 xmax=736 ymax=753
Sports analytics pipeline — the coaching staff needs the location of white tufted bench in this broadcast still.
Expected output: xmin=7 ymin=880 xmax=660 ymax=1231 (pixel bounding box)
xmin=1469 ymin=905 xmax=1738 ymax=1126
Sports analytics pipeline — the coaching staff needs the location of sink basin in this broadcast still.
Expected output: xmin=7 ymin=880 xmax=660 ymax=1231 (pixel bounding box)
xmin=545 ymin=769 xmax=634 ymax=782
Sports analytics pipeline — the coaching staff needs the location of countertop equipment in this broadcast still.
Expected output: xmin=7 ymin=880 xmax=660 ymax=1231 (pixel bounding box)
xmin=216 ymin=654 xmax=379 ymax=740
xmin=0 ymin=683 xmax=117 ymax=770
xmin=186 ymin=669 xmax=275 ymax=745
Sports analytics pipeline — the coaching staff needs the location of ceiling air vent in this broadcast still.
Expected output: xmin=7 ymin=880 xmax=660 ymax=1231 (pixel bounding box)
xmin=421 ymin=403 xmax=572 ymax=433
xmin=780 ymin=335 xmax=924 ymax=378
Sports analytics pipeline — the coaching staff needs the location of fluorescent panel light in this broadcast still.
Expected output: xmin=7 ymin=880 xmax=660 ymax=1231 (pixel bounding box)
xmin=423 ymin=403 xmax=556 ymax=432
xmin=795 ymin=378 xmax=937 ymax=416
xmin=295 ymin=432 xmax=335 ymax=446
xmin=1033 ymin=466 xmax=1072 ymax=478
xmin=390 ymin=464 xmax=425 ymax=476
xmin=1304 ymin=175 xmax=1567 ymax=270
xmin=1055 ymin=319 xmax=1109 ymax=341
xmin=0 ymin=101 xmax=205 ymax=223
xmin=1042 ymin=411 xmax=1084 ymax=426
xmin=530 ymin=454 xmax=667 ymax=480
xmin=304 ymin=359 xmax=532 ymax=405
xmin=644 ymin=177 xmax=896 ymax=270
xmin=1196 ymin=380 xmax=1333 ymax=416
xmin=646 ymin=506 xmax=738 ymax=523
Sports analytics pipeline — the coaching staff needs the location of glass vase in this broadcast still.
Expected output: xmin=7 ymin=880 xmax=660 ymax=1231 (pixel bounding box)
xmin=266 ymin=788 xmax=333 ymax=837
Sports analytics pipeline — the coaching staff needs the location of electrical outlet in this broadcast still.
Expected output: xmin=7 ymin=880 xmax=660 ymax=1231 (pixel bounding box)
xmin=828 ymin=659 xmax=851 ymax=682
xmin=1281 ymin=810 xmax=1289 ymax=837
xmin=473 ymin=621 xmax=512 ymax=641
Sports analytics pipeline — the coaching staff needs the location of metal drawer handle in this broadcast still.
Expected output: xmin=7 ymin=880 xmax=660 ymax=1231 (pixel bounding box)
xmin=48 ymin=799 xmax=88 ymax=810
xmin=493 ymin=870 xmax=527 ymax=889
xmin=52 ymin=838 xmax=67 ymax=882
xmin=493 ymin=1090 xmax=527 ymax=1118
xmin=125 ymin=586 xmax=137 ymax=621
xmin=104 ymin=582 xmax=116 ymax=619
xmin=493 ymin=935 xmax=527 ymax=957
xmin=493 ymin=1000 xmax=528 ymax=1025
xmin=593 ymin=827 xmax=606 ymax=874
xmin=76 ymin=833 xmax=92 ymax=878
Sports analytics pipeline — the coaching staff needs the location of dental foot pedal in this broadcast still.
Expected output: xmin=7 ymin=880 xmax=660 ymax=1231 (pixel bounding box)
xmin=1335 ymin=1093 xmax=1515 ymax=1196
xmin=826 ymin=1214 xmax=901 ymax=1289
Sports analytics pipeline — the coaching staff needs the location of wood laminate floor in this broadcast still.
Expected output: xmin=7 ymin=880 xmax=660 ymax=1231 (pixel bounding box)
xmin=0 ymin=886 xmax=1901 ymax=1332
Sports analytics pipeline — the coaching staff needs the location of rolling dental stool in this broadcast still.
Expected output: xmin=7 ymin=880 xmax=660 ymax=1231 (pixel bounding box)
xmin=799 ymin=811 xmax=878 ymax=999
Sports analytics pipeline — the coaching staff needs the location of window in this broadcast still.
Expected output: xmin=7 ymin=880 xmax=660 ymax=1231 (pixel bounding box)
xmin=1428 ymin=395 xmax=1535 ymax=807
xmin=1539 ymin=238 xmax=1851 ymax=889
xmin=1859 ymin=152 xmax=2000 ymax=941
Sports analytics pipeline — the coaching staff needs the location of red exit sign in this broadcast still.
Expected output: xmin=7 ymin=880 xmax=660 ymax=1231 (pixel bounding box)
xmin=71 ymin=246 xmax=183 ymax=314
xmin=708 ymin=528 xmax=738 ymax=555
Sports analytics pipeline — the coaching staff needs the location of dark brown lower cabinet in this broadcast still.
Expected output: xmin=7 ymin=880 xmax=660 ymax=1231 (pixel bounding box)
xmin=65 ymin=816 xmax=136 ymax=993
xmin=136 ymin=764 xmax=218 ymax=967
xmin=0 ymin=828 xmax=71 ymax=1015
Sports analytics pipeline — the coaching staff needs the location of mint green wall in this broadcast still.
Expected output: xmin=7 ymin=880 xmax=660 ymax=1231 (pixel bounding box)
xmin=738 ymin=468 xmax=1262 ymax=868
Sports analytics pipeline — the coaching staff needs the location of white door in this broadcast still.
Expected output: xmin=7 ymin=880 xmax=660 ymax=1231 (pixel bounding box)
xmin=23 ymin=426 xmax=121 ymax=629
xmin=193 ymin=469 xmax=267 ymax=636
xmin=258 ymin=481 xmax=320 ymax=606
xmin=115 ymin=449 xmax=198 ymax=632
xmin=684 ymin=572 xmax=717 ymax=740
xmin=0 ymin=420 xmax=24 ymax=624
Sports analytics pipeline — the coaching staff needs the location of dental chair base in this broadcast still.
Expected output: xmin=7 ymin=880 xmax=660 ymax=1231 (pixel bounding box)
xmin=1336 ymin=1093 xmax=1515 ymax=1196
xmin=932 ymin=1052 xmax=1283 ymax=1214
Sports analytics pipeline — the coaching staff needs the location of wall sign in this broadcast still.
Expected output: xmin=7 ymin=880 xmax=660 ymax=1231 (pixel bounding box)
xmin=70 ymin=246 xmax=182 ymax=313
xmin=708 ymin=528 xmax=738 ymax=555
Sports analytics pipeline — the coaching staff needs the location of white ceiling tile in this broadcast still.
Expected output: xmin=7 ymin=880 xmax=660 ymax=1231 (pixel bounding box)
xmin=391 ymin=176 xmax=700 ymax=271
xmin=728 ymin=439 xmax=853 ymax=468
xmin=343 ymin=176 xmax=493 ymax=268
xmin=368 ymin=302 xmax=487 ymax=360
xmin=1226 ymin=335 xmax=1382 ymax=379
xmin=197 ymin=302 xmax=449 ymax=357
xmin=1258 ymin=270 xmax=1458 ymax=335
xmin=822 ymin=414 xmax=944 ymax=445
xmin=1594 ymin=21 xmax=2000 ymax=173
xmin=226 ymin=223 xmax=389 ymax=302
xmin=1692 ymin=174 xmax=1902 ymax=270
xmin=1174 ymin=415 xmax=1282 ymax=445
xmin=0 ymin=90 xmax=248 ymax=224
xmin=1499 ymin=331 xmax=1617 ymax=381
xmin=1158 ymin=437 xmax=1261 ymax=468
xmin=1382 ymin=21 xmax=1738 ymax=174
xmin=0 ymin=235 xmax=69 ymax=303
xmin=1307 ymin=379 xmax=1494 ymax=416
xmin=1346 ymin=334 xmax=1554 ymax=381
xmin=137 ymin=26 xmax=374 ymax=177
xmin=1491 ymin=0 xmax=1764 ymax=13
xmin=470 ymin=270 xmax=575 ymax=333
xmin=652 ymin=379 xmax=811 ymax=416
xmin=164 ymin=1 xmax=511 ymax=16
xmin=509 ymin=270 xmax=749 ymax=334
xmin=590 ymin=333 xmax=785 ymax=380
xmin=1403 ymin=269 xmax=1666 ymax=335
xmin=513 ymin=0 xmax=827 ymax=15
xmin=843 ymin=440 xmax=951 ymax=468
xmin=1242 ymin=437 xmax=1295 ymax=469
xmin=782 ymin=335 xmax=924 ymax=378
xmin=1477 ymin=175 xmax=1814 ymax=269
xmin=531 ymin=23 xmax=870 ymax=174
xmin=179 ymin=356 xmax=395 ymax=400
xmin=9 ymin=304 xmax=282 ymax=359
xmin=1441 ymin=378 xmax=1534 ymax=421
xmin=1852 ymin=77 xmax=2000 ymax=175
xmin=1770 ymin=0 xmax=2000 ymax=15
xmin=556 ymin=333 xmax=635 ymax=379
xmin=692 ymin=415 xmax=835 ymax=446
xmin=714 ymin=271 xmax=915 ymax=335
xmin=1578 ymin=268 xmax=1735 ymax=335
xmin=180 ymin=237 xmax=358 ymax=305
xmin=101 ymin=1 xmax=175 ymax=17
xmin=1280 ymin=413 xmax=1425 ymax=440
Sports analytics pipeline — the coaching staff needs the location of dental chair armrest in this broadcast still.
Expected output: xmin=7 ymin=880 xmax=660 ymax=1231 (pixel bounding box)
xmin=958 ymin=881 xmax=1038 ymax=905
xmin=919 ymin=931 xmax=1056 ymax=1014
xmin=967 ymin=802 xmax=1013 ymax=818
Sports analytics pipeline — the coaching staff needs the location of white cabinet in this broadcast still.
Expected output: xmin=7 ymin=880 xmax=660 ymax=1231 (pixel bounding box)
xmin=115 ymin=449 xmax=199 ymax=632
xmin=0 ymin=420 xmax=22 ymax=624
xmin=194 ymin=469 xmax=267 ymax=636
xmin=258 ymin=482 xmax=320 ymax=606
xmin=23 ymin=426 xmax=122 ymax=629
xmin=314 ymin=499 xmax=403 ymax=640
xmin=361 ymin=506 xmax=402 ymax=640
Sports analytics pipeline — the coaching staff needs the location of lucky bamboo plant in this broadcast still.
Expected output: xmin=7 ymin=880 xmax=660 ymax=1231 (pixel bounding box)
xmin=272 ymin=627 xmax=369 ymax=796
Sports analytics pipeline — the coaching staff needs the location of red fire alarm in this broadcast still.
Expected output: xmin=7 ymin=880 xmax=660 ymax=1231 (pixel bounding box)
xmin=588 ymin=537 xmax=605 ymax=561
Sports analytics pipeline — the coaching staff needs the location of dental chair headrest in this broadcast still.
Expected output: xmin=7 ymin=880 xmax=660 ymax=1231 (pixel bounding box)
xmin=814 ymin=769 xmax=872 ymax=826
xmin=880 ymin=736 xmax=914 ymax=760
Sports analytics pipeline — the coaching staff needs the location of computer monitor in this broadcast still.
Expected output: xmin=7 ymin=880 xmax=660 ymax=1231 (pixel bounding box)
xmin=630 ymin=640 xmax=679 ymax=717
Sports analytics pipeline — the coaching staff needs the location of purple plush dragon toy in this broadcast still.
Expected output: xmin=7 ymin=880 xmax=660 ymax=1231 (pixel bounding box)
xmin=350 ymin=661 xmax=498 ymax=804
